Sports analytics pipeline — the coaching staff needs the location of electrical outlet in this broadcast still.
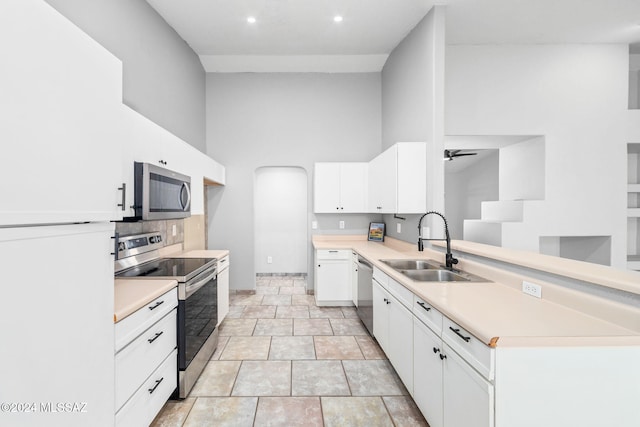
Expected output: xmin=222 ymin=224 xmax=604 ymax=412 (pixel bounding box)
xmin=339 ymin=220 xmax=345 ymax=229
xmin=172 ymin=224 xmax=177 ymax=237
xmin=396 ymin=223 xmax=402 ymax=233
xmin=267 ymin=256 xmax=273 ymax=264
xmin=311 ymin=221 xmax=318 ymax=230
xmin=522 ymin=281 xmax=542 ymax=298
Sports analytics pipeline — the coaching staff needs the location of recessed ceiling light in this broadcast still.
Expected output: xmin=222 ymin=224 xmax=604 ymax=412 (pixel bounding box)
xmin=333 ymin=15 xmax=343 ymax=23
xmin=247 ymin=16 xmax=256 ymax=24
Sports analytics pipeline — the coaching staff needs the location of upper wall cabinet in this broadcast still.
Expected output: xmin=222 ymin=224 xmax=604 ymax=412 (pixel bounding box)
xmin=369 ymin=143 xmax=427 ymax=214
xmin=314 ymin=163 xmax=368 ymax=213
xmin=121 ymin=106 xmax=225 ymax=217
xmin=0 ymin=0 xmax=126 ymax=226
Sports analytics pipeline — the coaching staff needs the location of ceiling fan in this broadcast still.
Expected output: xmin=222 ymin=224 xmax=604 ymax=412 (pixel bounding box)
xmin=444 ymin=149 xmax=478 ymax=161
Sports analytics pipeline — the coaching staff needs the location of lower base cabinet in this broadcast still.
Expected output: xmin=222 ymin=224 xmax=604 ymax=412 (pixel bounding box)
xmin=413 ymin=317 xmax=444 ymax=427
xmin=373 ymin=279 xmax=413 ymax=393
xmin=315 ymin=249 xmax=352 ymax=306
xmin=115 ymin=288 xmax=178 ymax=426
xmin=443 ymin=343 xmax=494 ymax=427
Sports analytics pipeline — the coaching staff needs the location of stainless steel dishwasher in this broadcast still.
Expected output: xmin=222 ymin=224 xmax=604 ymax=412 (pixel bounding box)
xmin=356 ymin=256 xmax=374 ymax=336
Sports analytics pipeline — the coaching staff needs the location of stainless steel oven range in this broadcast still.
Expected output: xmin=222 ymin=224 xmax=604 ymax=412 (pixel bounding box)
xmin=114 ymin=232 xmax=218 ymax=399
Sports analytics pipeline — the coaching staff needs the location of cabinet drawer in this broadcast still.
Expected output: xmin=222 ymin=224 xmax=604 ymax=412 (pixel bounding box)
xmin=115 ymin=287 xmax=177 ymax=351
xmin=412 ymin=296 xmax=443 ymax=336
xmin=218 ymin=254 xmax=229 ymax=272
xmin=115 ymin=349 xmax=177 ymax=427
xmin=372 ymin=267 xmax=389 ymax=288
xmin=115 ymin=309 xmax=177 ymax=411
xmin=387 ymin=277 xmax=413 ymax=310
xmin=442 ymin=317 xmax=494 ymax=380
xmin=317 ymin=249 xmax=350 ymax=260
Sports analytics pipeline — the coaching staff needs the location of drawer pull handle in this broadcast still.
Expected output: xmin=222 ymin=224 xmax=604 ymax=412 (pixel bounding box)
xmin=449 ymin=326 xmax=471 ymax=342
xmin=148 ymin=300 xmax=164 ymax=311
xmin=148 ymin=377 xmax=164 ymax=394
xmin=147 ymin=331 xmax=164 ymax=343
xmin=417 ymin=301 xmax=431 ymax=312
xmin=439 ymin=354 xmax=447 ymax=360
xmin=329 ymin=250 xmax=338 ymax=253
xmin=433 ymin=347 xmax=440 ymax=354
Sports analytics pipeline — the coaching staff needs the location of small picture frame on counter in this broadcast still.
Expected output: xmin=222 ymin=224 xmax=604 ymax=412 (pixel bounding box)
xmin=368 ymin=222 xmax=385 ymax=242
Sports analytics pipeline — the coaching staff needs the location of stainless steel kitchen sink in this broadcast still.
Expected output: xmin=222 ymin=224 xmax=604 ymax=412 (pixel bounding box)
xmin=380 ymin=259 xmax=489 ymax=282
xmin=380 ymin=259 xmax=441 ymax=270
xmin=400 ymin=269 xmax=470 ymax=282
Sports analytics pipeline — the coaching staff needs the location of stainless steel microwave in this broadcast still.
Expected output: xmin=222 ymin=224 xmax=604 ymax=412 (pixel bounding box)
xmin=133 ymin=162 xmax=191 ymax=220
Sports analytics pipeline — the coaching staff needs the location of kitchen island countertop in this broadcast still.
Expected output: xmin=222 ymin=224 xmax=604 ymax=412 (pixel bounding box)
xmin=313 ymin=235 xmax=640 ymax=347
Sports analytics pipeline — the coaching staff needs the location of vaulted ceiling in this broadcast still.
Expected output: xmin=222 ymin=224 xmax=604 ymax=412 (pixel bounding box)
xmin=146 ymin=0 xmax=640 ymax=72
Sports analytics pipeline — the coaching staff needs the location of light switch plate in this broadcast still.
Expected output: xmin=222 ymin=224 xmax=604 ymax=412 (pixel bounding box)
xmin=396 ymin=223 xmax=402 ymax=233
xmin=311 ymin=221 xmax=318 ymax=230
xmin=339 ymin=221 xmax=345 ymax=229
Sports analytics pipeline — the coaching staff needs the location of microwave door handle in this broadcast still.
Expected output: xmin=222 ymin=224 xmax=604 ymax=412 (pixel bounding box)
xmin=185 ymin=269 xmax=217 ymax=298
xmin=180 ymin=182 xmax=191 ymax=211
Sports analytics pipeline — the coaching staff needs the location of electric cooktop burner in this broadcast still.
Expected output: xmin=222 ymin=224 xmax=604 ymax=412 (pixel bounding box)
xmin=115 ymin=257 xmax=216 ymax=282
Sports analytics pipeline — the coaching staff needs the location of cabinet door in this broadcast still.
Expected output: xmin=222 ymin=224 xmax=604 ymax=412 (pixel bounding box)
xmin=443 ymin=343 xmax=494 ymax=427
xmin=0 ymin=0 xmax=124 ymax=225
xmin=388 ymin=293 xmax=414 ymax=394
xmin=372 ymin=280 xmax=389 ymax=353
xmin=0 ymin=223 xmax=115 ymax=427
xmin=217 ymin=264 xmax=230 ymax=325
xmin=316 ymin=259 xmax=351 ymax=304
xmin=396 ymin=143 xmax=427 ymax=213
xmin=368 ymin=146 xmax=397 ymax=213
xmin=314 ymin=163 xmax=342 ymax=213
xmin=340 ymin=163 xmax=368 ymax=212
xmin=414 ymin=318 xmax=444 ymax=427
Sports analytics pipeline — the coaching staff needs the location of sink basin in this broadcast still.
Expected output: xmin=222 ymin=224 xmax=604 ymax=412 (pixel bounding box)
xmin=380 ymin=258 xmax=490 ymax=282
xmin=380 ymin=259 xmax=440 ymax=270
xmin=400 ymin=269 xmax=472 ymax=282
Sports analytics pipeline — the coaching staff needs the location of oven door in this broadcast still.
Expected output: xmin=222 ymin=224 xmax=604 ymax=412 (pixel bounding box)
xmin=178 ymin=267 xmax=218 ymax=370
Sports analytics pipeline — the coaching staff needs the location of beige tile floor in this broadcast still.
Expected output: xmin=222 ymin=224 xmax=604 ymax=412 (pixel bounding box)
xmin=151 ymin=275 xmax=428 ymax=427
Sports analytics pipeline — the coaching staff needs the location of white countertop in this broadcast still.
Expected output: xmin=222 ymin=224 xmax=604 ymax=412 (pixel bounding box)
xmin=114 ymin=278 xmax=177 ymax=323
xmin=313 ymin=235 xmax=640 ymax=347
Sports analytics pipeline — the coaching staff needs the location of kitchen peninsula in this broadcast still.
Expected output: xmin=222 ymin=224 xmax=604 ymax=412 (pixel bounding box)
xmin=313 ymin=235 xmax=640 ymax=427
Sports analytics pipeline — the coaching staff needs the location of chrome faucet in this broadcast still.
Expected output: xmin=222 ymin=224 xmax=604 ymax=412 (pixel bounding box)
xmin=417 ymin=211 xmax=459 ymax=270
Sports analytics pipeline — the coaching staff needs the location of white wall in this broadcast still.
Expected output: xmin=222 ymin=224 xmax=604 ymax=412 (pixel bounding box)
xmin=381 ymin=6 xmax=446 ymax=242
xmin=254 ymin=167 xmax=308 ymax=274
xmin=446 ymin=45 xmax=629 ymax=267
xmin=206 ymin=73 xmax=382 ymax=289
xmin=45 ymin=0 xmax=207 ymax=152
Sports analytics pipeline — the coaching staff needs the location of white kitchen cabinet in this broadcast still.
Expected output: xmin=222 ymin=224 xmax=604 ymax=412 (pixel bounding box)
xmin=115 ymin=288 xmax=178 ymax=426
xmin=412 ymin=307 xmax=494 ymax=427
xmin=314 ymin=249 xmax=352 ymax=306
xmin=314 ymin=163 xmax=368 ymax=213
xmin=443 ymin=343 xmax=494 ymax=427
xmin=368 ymin=147 xmax=398 ymax=213
xmin=414 ymin=316 xmax=444 ymax=427
xmin=121 ymin=106 xmax=226 ymax=218
xmin=372 ymin=278 xmax=413 ymax=393
xmin=0 ymin=0 xmax=125 ymax=226
xmin=0 ymin=223 xmax=116 ymax=427
xmin=217 ymin=254 xmax=230 ymax=325
xmin=368 ymin=142 xmax=427 ymax=214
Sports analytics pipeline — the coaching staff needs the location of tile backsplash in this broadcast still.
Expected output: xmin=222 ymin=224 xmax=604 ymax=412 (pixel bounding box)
xmin=115 ymin=219 xmax=184 ymax=247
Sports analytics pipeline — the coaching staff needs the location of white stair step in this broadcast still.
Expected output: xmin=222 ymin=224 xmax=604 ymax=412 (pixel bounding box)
xmin=480 ymin=200 xmax=524 ymax=222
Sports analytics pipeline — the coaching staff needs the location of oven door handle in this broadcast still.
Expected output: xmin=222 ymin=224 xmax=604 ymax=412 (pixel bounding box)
xmin=185 ymin=268 xmax=217 ymax=298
